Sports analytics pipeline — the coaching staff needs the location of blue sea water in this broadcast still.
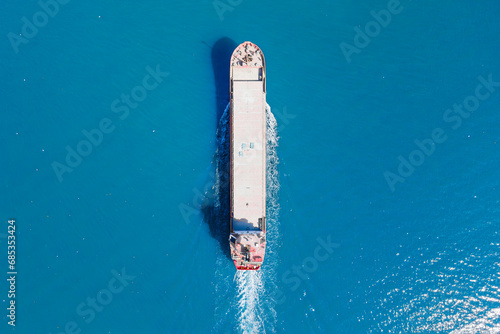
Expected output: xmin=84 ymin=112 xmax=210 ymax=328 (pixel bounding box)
xmin=1 ymin=0 xmax=500 ymax=333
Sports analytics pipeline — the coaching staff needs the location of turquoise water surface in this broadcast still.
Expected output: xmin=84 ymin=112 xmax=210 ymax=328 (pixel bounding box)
xmin=1 ymin=0 xmax=500 ymax=333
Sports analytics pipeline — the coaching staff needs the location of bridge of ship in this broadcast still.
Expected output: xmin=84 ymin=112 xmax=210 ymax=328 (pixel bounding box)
xmin=230 ymin=233 xmax=266 ymax=266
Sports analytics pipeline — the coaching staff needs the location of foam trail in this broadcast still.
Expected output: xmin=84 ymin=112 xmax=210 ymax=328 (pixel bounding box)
xmin=235 ymin=271 xmax=266 ymax=333
xmin=212 ymin=104 xmax=280 ymax=333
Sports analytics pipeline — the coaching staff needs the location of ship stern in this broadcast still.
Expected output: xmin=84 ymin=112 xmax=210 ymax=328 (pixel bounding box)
xmin=229 ymin=232 xmax=266 ymax=270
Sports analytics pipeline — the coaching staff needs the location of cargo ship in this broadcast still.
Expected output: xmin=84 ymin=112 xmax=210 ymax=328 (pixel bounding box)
xmin=229 ymin=41 xmax=266 ymax=270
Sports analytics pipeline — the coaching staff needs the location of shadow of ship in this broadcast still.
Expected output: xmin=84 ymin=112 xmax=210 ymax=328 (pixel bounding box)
xmin=201 ymin=37 xmax=237 ymax=261
xmin=211 ymin=37 xmax=237 ymax=125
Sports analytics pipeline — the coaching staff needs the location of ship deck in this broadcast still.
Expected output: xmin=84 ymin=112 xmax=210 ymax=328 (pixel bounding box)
xmin=230 ymin=43 xmax=266 ymax=232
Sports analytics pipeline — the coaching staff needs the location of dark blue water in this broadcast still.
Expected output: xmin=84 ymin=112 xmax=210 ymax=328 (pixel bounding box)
xmin=1 ymin=0 xmax=500 ymax=333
